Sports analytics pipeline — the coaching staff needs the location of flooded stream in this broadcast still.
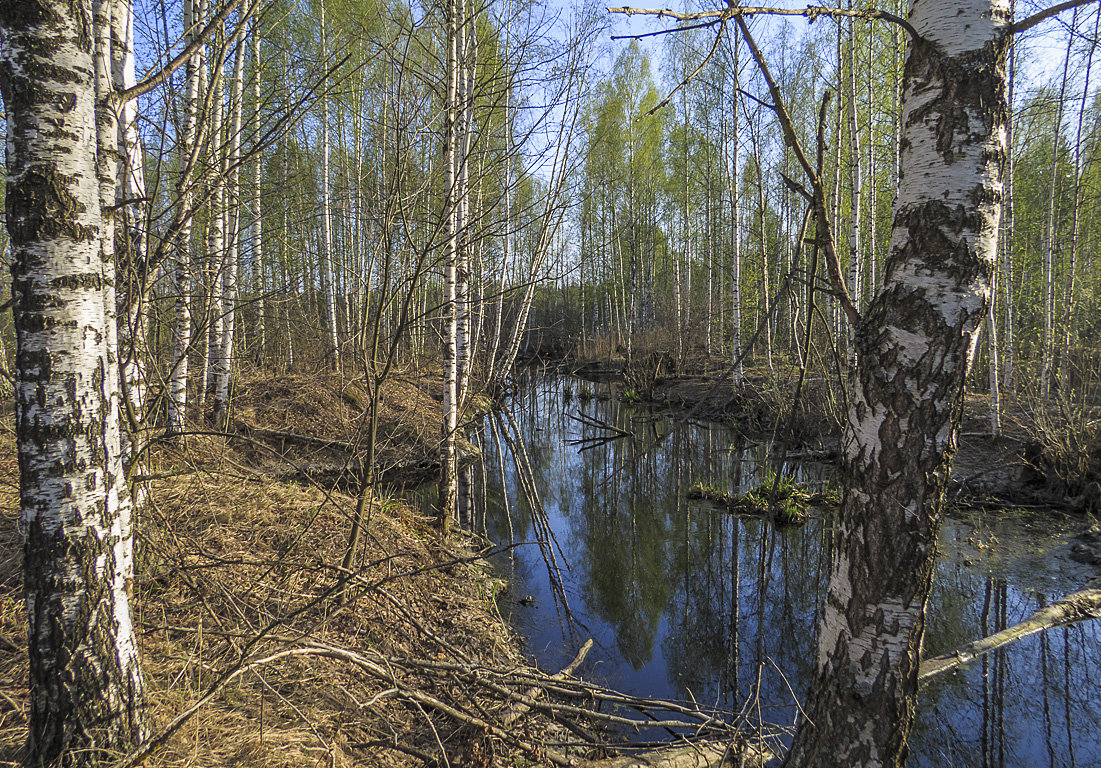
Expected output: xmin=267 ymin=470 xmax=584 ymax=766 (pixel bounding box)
xmin=444 ymin=376 xmax=1101 ymax=766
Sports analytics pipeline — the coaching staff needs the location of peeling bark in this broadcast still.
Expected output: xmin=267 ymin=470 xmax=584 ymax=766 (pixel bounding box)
xmin=0 ymin=0 xmax=147 ymax=761
xmin=782 ymin=2 xmax=1009 ymax=766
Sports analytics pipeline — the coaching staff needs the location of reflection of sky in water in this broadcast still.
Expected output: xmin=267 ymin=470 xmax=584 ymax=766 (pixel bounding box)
xmin=461 ymin=376 xmax=1101 ymax=768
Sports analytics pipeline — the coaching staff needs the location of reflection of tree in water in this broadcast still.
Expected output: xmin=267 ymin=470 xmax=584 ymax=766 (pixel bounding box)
xmin=468 ymin=378 xmax=1101 ymax=765
xmin=580 ymin=439 xmax=672 ymax=668
xmin=915 ymin=569 xmax=1101 ymax=768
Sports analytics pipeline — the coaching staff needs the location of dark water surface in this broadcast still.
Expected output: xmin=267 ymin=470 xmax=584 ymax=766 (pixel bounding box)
xmin=456 ymin=376 xmax=1101 ymax=767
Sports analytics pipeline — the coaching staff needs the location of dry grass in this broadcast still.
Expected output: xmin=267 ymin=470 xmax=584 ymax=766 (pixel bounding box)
xmin=0 ymin=386 xmax=524 ymax=767
xmin=231 ymin=371 xmax=458 ymax=483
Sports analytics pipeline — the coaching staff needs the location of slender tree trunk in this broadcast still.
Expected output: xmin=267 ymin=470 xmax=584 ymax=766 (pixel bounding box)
xmin=320 ymin=0 xmax=340 ymax=371
xmin=168 ymin=0 xmax=205 ymax=433
xmin=456 ymin=0 xmax=474 ymax=397
xmin=847 ymin=3 xmax=863 ymax=369
xmin=252 ymin=9 xmax=266 ymax=364
xmin=676 ymin=61 xmax=688 ymax=369
xmin=213 ymin=28 xmax=245 ymax=427
xmin=752 ymin=124 xmax=771 ymax=369
xmin=1041 ymin=18 xmax=1073 ymax=399
xmin=1061 ymin=8 xmax=1098 ymax=388
xmin=113 ymin=0 xmax=147 ymax=460
xmin=438 ymin=0 xmax=461 ymax=535
xmin=201 ymin=26 xmax=225 ymax=411
xmin=866 ymin=22 xmax=878 ymax=303
xmin=2 ymin=0 xmax=148 ymax=760
xmin=729 ymin=37 xmax=743 ymax=384
xmin=1000 ymin=4 xmax=1016 ymax=392
xmin=782 ymin=2 xmax=1009 ymax=766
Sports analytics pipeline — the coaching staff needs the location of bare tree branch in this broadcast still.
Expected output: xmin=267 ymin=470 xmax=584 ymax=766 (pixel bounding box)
xmin=644 ymin=19 xmax=728 ymax=116
xmin=733 ymin=15 xmax=860 ymax=326
xmin=117 ymin=0 xmax=252 ymax=105
xmin=607 ymin=4 xmax=919 ymax=40
xmin=1009 ymin=0 xmax=1099 ymax=35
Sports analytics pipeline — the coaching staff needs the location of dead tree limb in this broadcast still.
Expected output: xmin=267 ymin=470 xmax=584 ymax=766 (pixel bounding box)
xmin=579 ymin=739 xmax=771 ymax=767
xmin=918 ymin=585 xmax=1101 ymax=682
xmin=502 ymin=638 xmax=594 ymax=728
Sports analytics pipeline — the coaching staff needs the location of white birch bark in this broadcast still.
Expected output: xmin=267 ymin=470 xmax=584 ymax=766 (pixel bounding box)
xmin=676 ymin=55 xmax=688 ymax=369
xmin=251 ymin=9 xmax=266 ymax=364
xmin=167 ymin=0 xmax=205 ymax=433
xmin=783 ymin=1 xmax=1010 ymax=765
xmin=212 ymin=28 xmax=245 ymax=427
xmin=1041 ymin=21 xmax=1073 ymax=399
xmin=1 ymin=0 xmax=147 ymax=758
xmin=455 ymin=0 xmax=473 ymax=397
xmin=202 ymin=31 xmax=226 ymax=410
xmin=846 ymin=4 xmax=863 ymax=369
xmin=438 ymin=0 xmax=461 ymax=534
xmin=320 ymin=0 xmax=340 ymax=371
xmin=729 ymin=37 xmax=743 ymax=384
xmin=751 ymin=125 xmax=771 ymax=369
xmin=1062 ymin=8 xmax=1098 ymax=387
xmin=112 ymin=0 xmax=147 ymax=454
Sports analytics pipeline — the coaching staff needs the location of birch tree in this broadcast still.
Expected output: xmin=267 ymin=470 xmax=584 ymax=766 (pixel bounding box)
xmin=1 ymin=0 xmax=147 ymax=760
xmin=167 ymin=0 xmax=206 ymax=434
xmin=781 ymin=1 xmax=1010 ymax=764
xmin=320 ymin=0 xmax=341 ymax=371
xmin=438 ymin=0 xmax=462 ymax=534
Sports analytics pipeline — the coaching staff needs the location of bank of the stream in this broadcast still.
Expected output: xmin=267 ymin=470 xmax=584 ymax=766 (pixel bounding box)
xmin=0 ymin=373 xmax=543 ymax=767
xmin=0 ymin=371 xmax=775 ymax=768
xmin=560 ymin=353 xmax=1101 ymax=516
xmin=2 ymin=364 xmax=1098 ymax=767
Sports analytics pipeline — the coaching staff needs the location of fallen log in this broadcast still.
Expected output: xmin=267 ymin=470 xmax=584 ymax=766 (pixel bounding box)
xmin=919 ymin=583 xmax=1101 ymax=682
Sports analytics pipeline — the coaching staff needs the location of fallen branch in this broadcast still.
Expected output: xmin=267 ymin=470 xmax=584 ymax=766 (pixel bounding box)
xmin=918 ymin=584 xmax=1101 ymax=682
xmin=233 ymin=420 xmax=362 ymax=453
xmin=579 ymin=739 xmax=770 ymax=767
xmin=501 ymin=638 xmax=593 ymax=728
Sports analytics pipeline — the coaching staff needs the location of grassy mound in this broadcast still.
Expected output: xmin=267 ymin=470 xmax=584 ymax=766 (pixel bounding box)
xmin=688 ymin=474 xmax=839 ymax=526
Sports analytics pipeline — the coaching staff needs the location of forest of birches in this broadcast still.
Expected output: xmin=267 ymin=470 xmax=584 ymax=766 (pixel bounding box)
xmin=1 ymin=0 xmax=1095 ymax=424
xmin=4 ymin=0 xmax=1101 ymax=765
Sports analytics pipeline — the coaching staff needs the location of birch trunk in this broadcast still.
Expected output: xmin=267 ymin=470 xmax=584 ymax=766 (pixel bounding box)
xmin=1041 ymin=20 xmax=1073 ymax=399
xmin=438 ymin=0 xmax=461 ymax=535
xmin=1 ymin=0 xmax=148 ymax=759
xmin=729 ymin=38 xmax=743 ymax=384
xmin=782 ymin=2 xmax=1009 ymax=765
xmin=201 ymin=27 xmax=226 ymax=411
xmin=456 ymin=0 xmax=473 ymax=396
xmin=752 ymin=127 xmax=771 ymax=369
xmin=320 ymin=0 xmax=340 ymax=371
xmin=167 ymin=0 xmax=205 ymax=433
xmin=1000 ymin=6 xmax=1015 ymax=392
xmin=113 ymin=0 xmax=147 ymax=455
xmin=1061 ymin=8 xmax=1098 ymax=387
xmin=251 ymin=10 xmax=266 ymax=364
xmin=212 ymin=30 xmax=245 ymax=427
xmin=676 ymin=69 xmax=688 ymax=369
xmin=847 ymin=4 xmax=863 ymax=368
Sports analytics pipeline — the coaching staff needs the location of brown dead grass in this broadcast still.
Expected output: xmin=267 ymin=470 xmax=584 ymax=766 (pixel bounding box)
xmin=0 ymin=380 xmax=523 ymax=768
xmin=231 ymin=372 xmax=454 ymax=482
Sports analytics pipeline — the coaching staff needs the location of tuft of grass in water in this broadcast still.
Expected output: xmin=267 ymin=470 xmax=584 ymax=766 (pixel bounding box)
xmin=619 ymin=388 xmax=641 ymax=404
xmin=687 ymin=474 xmax=838 ymax=526
xmin=577 ymin=385 xmax=594 ymax=401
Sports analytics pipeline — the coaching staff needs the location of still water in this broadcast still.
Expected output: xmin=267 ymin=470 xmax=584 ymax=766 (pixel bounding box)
xmin=458 ymin=376 xmax=1100 ymax=767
